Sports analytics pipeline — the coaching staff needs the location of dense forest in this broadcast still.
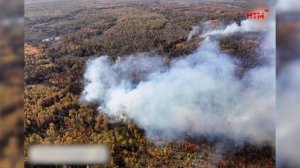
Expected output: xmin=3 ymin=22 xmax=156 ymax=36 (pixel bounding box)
xmin=24 ymin=0 xmax=275 ymax=167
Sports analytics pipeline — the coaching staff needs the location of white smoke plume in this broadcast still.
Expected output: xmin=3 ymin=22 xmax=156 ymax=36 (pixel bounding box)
xmin=203 ymin=19 xmax=274 ymax=37
xmin=187 ymin=25 xmax=200 ymax=41
xmin=81 ymin=19 xmax=275 ymax=146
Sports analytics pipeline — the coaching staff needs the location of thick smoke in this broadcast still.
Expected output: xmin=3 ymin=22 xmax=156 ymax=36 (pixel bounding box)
xmin=81 ymin=19 xmax=275 ymax=146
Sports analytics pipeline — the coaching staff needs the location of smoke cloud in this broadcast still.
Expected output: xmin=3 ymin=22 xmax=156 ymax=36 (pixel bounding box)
xmin=187 ymin=25 xmax=201 ymax=41
xmin=81 ymin=19 xmax=275 ymax=146
xmin=203 ymin=19 xmax=274 ymax=37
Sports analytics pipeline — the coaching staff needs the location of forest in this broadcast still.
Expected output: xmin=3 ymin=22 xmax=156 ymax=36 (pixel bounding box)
xmin=24 ymin=0 xmax=275 ymax=167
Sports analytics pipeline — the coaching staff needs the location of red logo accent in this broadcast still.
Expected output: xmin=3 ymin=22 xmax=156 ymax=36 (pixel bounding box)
xmin=246 ymin=9 xmax=269 ymax=20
